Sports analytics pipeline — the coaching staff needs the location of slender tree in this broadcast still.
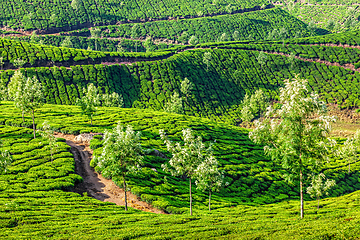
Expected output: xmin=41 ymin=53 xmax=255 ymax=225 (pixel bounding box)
xmin=76 ymin=83 xmax=100 ymax=126
xmin=30 ymin=31 xmax=38 ymax=43
xmin=279 ymin=28 xmax=287 ymax=46
xmin=23 ymin=75 xmax=44 ymax=139
xmin=94 ymin=123 xmax=143 ymax=211
xmin=188 ymin=35 xmax=198 ymax=45
xmin=257 ymin=51 xmax=267 ymax=69
xmin=102 ymin=92 xmax=124 ymax=107
xmin=164 ymin=78 xmax=194 ymax=113
xmin=0 ymin=57 xmax=4 ymax=70
xmin=0 ymin=140 xmax=13 ymax=174
xmin=337 ymin=130 xmax=360 ymax=174
xmin=232 ymin=30 xmax=240 ymax=41
xmin=225 ymin=4 xmax=235 ymax=14
xmin=71 ymin=0 xmax=82 ymax=10
xmin=218 ymin=33 xmax=229 ymax=42
xmin=326 ymin=19 xmax=335 ymax=32
xmin=249 ymin=76 xmax=336 ymax=219
xmin=50 ymin=14 xmax=57 ymax=24
xmin=203 ymin=52 xmax=212 ymax=71
xmin=131 ymin=24 xmax=141 ymax=52
xmin=144 ymin=37 xmax=156 ymax=52
xmin=8 ymin=71 xmax=27 ymax=123
xmin=40 ymin=121 xmax=59 ymax=162
xmin=240 ymin=89 xmax=268 ymax=123
xmin=288 ymin=52 xmax=296 ymax=69
xmin=307 ymin=21 xmax=317 ymax=36
xmin=60 ymin=36 xmax=73 ymax=48
xmin=194 ymin=154 xmax=224 ymax=211
xmin=180 ymin=77 xmax=194 ymax=100
xmin=307 ymin=173 xmax=336 ymax=210
xmin=90 ymin=28 xmax=101 ymax=51
xmin=178 ymin=32 xmax=189 ymax=44
xmin=164 ymin=92 xmax=182 ymax=114
xmin=12 ymin=58 xmax=26 ymax=68
xmin=160 ymin=128 xmax=212 ymax=215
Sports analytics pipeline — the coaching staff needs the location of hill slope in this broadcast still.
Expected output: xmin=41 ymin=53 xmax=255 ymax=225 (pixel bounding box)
xmin=1 ymin=110 xmax=360 ymax=238
xmin=0 ymin=0 xmax=269 ymax=31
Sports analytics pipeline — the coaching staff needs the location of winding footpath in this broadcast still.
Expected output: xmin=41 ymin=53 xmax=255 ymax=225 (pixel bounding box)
xmin=54 ymin=132 xmax=165 ymax=214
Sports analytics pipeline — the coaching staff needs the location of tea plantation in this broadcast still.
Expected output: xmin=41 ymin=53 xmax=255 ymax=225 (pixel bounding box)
xmin=1 ymin=105 xmax=360 ymax=238
xmin=1 ymin=1 xmax=360 ymax=238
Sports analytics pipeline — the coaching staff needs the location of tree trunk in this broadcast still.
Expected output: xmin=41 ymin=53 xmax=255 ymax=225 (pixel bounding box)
xmin=317 ymin=197 xmax=319 ymax=210
xmin=300 ymin=169 xmax=304 ymax=219
xmin=123 ymin=176 xmax=128 ymax=211
xmin=91 ymin=116 xmax=93 ymax=126
xmin=22 ymin=111 xmax=25 ymax=124
xmin=208 ymin=189 xmax=212 ymax=212
xmin=32 ymin=109 xmax=36 ymax=139
xmin=189 ymin=177 xmax=192 ymax=216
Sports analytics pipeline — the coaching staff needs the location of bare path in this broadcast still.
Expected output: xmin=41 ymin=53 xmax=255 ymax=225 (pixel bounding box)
xmin=55 ymin=133 xmax=166 ymax=214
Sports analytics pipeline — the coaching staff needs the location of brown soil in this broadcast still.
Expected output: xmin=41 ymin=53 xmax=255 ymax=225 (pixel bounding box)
xmin=54 ymin=132 xmax=166 ymax=214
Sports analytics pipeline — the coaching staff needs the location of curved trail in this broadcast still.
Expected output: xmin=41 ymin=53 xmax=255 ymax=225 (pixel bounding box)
xmin=54 ymin=133 xmax=165 ymax=214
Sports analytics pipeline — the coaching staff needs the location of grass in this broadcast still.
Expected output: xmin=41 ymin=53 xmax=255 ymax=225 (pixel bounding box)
xmin=1 ymin=104 xmax=360 ymax=238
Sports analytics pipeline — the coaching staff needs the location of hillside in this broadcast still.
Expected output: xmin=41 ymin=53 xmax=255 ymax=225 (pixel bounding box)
xmin=0 ymin=109 xmax=360 ymax=238
xmin=0 ymin=0 xmax=269 ymax=32
xmin=1 ymin=31 xmax=360 ymax=123
xmin=2 ymin=2 xmax=360 ymax=238
xmin=282 ymin=0 xmax=360 ymax=32
xmin=62 ymin=8 xmax=313 ymax=44
xmin=1 ymin=103 xmax=360 ymax=210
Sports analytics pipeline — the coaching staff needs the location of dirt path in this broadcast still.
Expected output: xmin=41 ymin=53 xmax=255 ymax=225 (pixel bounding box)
xmin=54 ymin=133 xmax=165 ymax=214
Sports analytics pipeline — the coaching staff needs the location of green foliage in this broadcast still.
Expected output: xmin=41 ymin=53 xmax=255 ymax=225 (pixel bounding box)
xmin=12 ymin=58 xmax=26 ymax=68
xmin=0 ymin=37 xmax=173 ymax=67
xmin=0 ymin=0 xmax=269 ymax=30
xmin=8 ymin=70 xmax=44 ymax=138
xmin=39 ymin=121 xmax=59 ymax=162
xmin=291 ymin=2 xmax=360 ymax=32
xmin=180 ymin=77 xmax=194 ymax=99
xmin=1 ymin=103 xmax=360 ymax=211
xmin=92 ymin=123 xmax=143 ymax=210
xmin=76 ymin=83 xmax=100 ymax=125
xmin=101 ymin=92 xmax=124 ymax=108
xmin=249 ymin=76 xmax=337 ymax=218
xmin=307 ymin=173 xmax=336 ymax=209
xmin=0 ymin=140 xmax=12 ymax=173
xmin=337 ymin=130 xmax=360 ymax=173
xmin=203 ymin=52 xmax=211 ymax=71
xmin=14 ymin=35 xmax=179 ymax=53
xmin=60 ymin=36 xmax=73 ymax=48
xmin=257 ymin=51 xmax=267 ymax=67
xmin=164 ymin=92 xmax=183 ymax=114
xmin=71 ymin=0 xmax=82 ymax=10
xmin=160 ymin=128 xmax=214 ymax=215
xmin=240 ymin=89 xmax=268 ymax=123
xmin=86 ymin=9 xmax=312 ymax=44
xmin=8 ymin=71 xmax=27 ymax=120
xmin=188 ymin=35 xmax=198 ymax=45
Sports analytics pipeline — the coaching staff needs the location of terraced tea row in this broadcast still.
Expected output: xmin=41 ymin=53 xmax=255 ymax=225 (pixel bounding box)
xmin=0 ymin=0 xmax=269 ymax=31
xmin=1 ymin=103 xmax=360 ymax=213
xmin=64 ymin=8 xmax=313 ymax=44
xmin=10 ymin=35 xmax=179 ymax=53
